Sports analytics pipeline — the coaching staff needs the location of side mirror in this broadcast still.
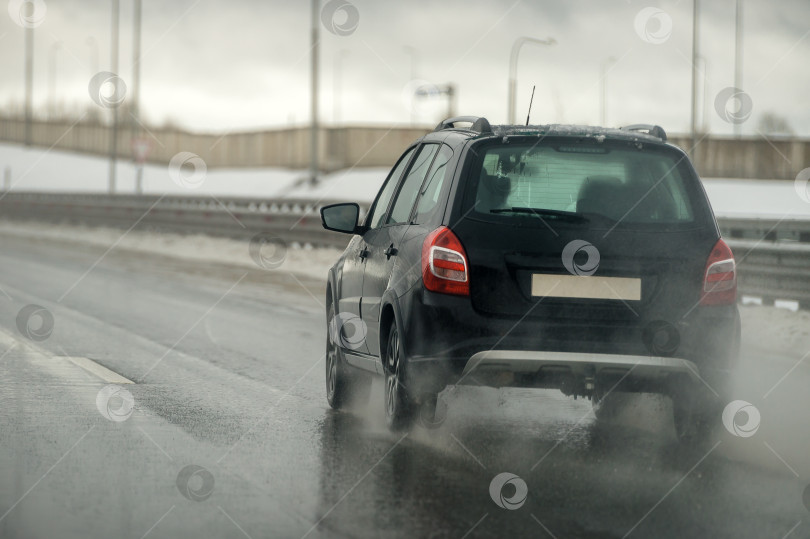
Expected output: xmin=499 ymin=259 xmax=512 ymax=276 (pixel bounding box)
xmin=321 ymin=203 xmax=362 ymax=234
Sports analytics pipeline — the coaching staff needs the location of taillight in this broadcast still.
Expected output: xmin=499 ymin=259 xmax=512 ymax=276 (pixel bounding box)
xmin=422 ymin=226 xmax=470 ymax=296
xmin=700 ymin=238 xmax=737 ymax=305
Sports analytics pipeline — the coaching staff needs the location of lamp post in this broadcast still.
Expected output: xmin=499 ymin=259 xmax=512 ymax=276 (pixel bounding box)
xmin=132 ymin=0 xmax=143 ymax=193
xmin=309 ymin=0 xmax=320 ymax=185
xmin=507 ymin=36 xmax=555 ymax=124
xmin=733 ymin=0 xmax=743 ymax=138
xmin=690 ymin=0 xmax=700 ymax=157
xmin=24 ymin=21 xmax=34 ymax=146
xmin=109 ymin=0 xmax=120 ymax=194
xmin=48 ymin=41 xmax=63 ymax=119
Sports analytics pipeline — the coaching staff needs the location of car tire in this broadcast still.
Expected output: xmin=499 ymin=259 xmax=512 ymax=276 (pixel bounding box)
xmin=416 ymin=393 xmax=446 ymax=429
xmin=671 ymin=385 xmax=716 ymax=447
xmin=384 ymin=323 xmax=415 ymax=431
xmin=326 ymin=302 xmax=371 ymax=410
xmin=673 ymin=403 xmax=712 ymax=447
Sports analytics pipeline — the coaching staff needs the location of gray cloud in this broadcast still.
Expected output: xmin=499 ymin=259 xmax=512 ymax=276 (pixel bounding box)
xmin=0 ymin=0 xmax=807 ymax=135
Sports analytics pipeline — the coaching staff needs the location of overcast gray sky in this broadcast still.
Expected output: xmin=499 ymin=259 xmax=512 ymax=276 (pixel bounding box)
xmin=1 ymin=0 xmax=808 ymax=135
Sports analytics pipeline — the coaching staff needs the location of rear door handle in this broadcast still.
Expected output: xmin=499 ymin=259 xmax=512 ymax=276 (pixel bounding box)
xmin=358 ymin=248 xmax=369 ymax=259
xmin=384 ymin=244 xmax=398 ymax=259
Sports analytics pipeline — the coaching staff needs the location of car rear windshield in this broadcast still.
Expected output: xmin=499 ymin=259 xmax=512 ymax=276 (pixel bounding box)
xmin=465 ymin=140 xmax=711 ymax=229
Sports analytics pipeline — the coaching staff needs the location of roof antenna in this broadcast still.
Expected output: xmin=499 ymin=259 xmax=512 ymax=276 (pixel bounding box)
xmin=525 ymin=85 xmax=536 ymax=126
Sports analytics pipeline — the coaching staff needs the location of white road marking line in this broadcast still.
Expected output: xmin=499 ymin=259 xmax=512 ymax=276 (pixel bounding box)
xmin=65 ymin=356 xmax=134 ymax=384
xmin=0 ymin=329 xmax=134 ymax=384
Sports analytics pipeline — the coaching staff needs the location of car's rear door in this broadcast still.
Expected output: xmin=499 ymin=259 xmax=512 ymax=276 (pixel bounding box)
xmin=337 ymin=146 xmax=416 ymax=357
xmin=361 ymin=143 xmax=440 ymax=357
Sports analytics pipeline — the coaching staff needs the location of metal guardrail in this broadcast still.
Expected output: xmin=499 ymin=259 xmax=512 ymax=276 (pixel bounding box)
xmin=719 ymin=217 xmax=810 ymax=243
xmin=727 ymin=240 xmax=810 ymax=309
xmin=719 ymin=217 xmax=810 ymax=308
xmin=1 ymin=192 xmax=808 ymax=309
xmin=0 ymin=192 xmax=363 ymax=250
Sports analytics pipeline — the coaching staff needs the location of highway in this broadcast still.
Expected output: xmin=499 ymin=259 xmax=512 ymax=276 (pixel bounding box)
xmin=1 ymin=231 xmax=809 ymax=538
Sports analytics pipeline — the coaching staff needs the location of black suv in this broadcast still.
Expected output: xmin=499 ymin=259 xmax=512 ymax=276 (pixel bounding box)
xmin=320 ymin=116 xmax=740 ymax=442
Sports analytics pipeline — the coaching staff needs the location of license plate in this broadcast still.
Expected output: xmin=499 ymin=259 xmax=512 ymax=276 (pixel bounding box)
xmin=531 ymin=274 xmax=641 ymax=301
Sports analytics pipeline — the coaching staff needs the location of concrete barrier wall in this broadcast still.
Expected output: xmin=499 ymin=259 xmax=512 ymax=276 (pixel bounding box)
xmin=668 ymin=135 xmax=807 ymax=180
xmin=1 ymin=117 xmax=807 ymax=178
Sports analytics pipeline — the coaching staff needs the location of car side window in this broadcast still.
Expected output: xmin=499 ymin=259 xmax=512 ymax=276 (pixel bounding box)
xmin=386 ymin=144 xmax=439 ymax=225
xmin=413 ymin=145 xmax=453 ymax=224
xmin=367 ymin=146 xmax=416 ymax=229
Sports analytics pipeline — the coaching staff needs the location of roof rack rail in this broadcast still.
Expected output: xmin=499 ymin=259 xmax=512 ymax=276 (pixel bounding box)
xmin=619 ymin=124 xmax=667 ymax=142
xmin=434 ymin=116 xmax=493 ymax=134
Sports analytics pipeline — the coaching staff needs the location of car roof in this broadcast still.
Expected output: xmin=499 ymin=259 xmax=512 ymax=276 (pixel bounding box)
xmin=419 ymin=117 xmax=670 ymax=147
xmin=489 ymin=124 xmax=666 ymax=144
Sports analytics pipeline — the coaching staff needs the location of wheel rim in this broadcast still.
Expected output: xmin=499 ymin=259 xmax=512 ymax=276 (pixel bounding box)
xmin=326 ymin=304 xmax=338 ymax=400
xmin=385 ymin=330 xmax=400 ymax=418
xmin=326 ymin=347 xmax=337 ymax=399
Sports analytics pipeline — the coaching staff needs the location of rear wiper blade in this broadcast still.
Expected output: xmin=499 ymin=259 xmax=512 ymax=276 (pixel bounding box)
xmin=490 ymin=207 xmax=589 ymax=222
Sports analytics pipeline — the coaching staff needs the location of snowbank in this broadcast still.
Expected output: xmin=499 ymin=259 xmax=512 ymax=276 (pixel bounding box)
xmin=0 ymin=143 xmax=388 ymax=201
xmin=0 ymin=220 xmax=343 ymax=282
xmin=739 ymin=305 xmax=810 ymax=357
xmin=2 ymin=142 xmax=809 ymax=216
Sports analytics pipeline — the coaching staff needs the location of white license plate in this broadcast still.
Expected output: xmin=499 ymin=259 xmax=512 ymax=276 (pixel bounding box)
xmin=531 ymin=274 xmax=641 ymax=301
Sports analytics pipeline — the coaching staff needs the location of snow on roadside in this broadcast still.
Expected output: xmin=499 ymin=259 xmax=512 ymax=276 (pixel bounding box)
xmin=701 ymin=178 xmax=810 ymax=220
xmin=3 ymin=142 xmax=810 ymax=217
xmin=739 ymin=305 xmax=810 ymax=358
xmin=0 ymin=142 xmax=388 ymax=202
xmin=0 ymin=220 xmax=342 ymax=282
xmin=0 ymin=143 xmax=302 ymax=197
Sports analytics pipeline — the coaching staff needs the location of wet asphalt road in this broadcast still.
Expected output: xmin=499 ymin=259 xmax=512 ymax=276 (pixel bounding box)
xmin=1 ymin=233 xmax=809 ymax=539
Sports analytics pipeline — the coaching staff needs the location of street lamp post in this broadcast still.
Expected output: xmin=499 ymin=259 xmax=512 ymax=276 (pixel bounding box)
xmin=507 ymin=36 xmax=555 ymax=125
xmin=309 ymin=0 xmax=320 ymax=185
xmin=48 ymin=41 xmax=62 ymax=119
xmin=733 ymin=0 xmax=743 ymax=138
xmin=690 ymin=0 xmax=700 ymax=158
xmin=109 ymin=0 xmax=120 ymax=194
xmin=132 ymin=0 xmax=143 ymax=193
xmin=24 ymin=22 xmax=34 ymax=146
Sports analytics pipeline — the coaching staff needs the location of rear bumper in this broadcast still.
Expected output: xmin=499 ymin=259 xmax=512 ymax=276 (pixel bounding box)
xmin=461 ymin=350 xmax=700 ymax=382
xmin=407 ymin=349 xmax=704 ymax=397
xmin=399 ymin=288 xmax=739 ymax=395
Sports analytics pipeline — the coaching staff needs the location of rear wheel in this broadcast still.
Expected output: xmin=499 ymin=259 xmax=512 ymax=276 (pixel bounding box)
xmin=384 ymin=324 xmax=415 ymax=431
xmin=671 ymin=382 xmax=717 ymax=446
xmin=417 ymin=393 xmax=446 ymax=429
xmin=673 ymin=401 xmax=712 ymax=446
xmin=325 ymin=316 xmax=347 ymax=409
xmin=672 ymin=347 xmax=735 ymax=446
